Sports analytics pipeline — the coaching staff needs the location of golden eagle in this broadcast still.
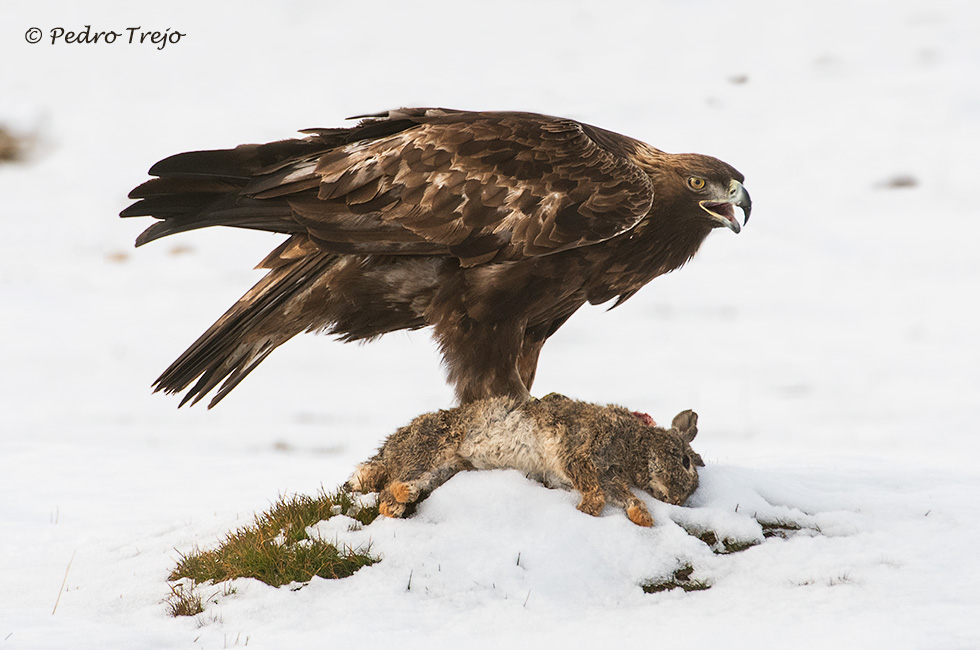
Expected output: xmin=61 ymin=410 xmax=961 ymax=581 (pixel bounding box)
xmin=122 ymin=108 xmax=751 ymax=407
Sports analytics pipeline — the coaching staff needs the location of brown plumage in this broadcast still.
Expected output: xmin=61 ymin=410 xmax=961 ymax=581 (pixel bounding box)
xmin=122 ymin=108 xmax=751 ymax=407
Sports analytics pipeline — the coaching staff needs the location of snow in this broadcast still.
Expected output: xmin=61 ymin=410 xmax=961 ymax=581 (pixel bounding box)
xmin=2 ymin=0 xmax=979 ymax=648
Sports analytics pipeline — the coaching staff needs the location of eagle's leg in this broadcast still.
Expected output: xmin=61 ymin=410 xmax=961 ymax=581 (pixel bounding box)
xmin=517 ymin=313 xmax=576 ymax=395
xmin=516 ymin=336 xmax=545 ymax=394
xmin=433 ymin=316 xmax=530 ymax=404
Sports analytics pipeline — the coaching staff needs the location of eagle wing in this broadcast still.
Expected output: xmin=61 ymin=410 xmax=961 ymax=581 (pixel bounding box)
xmin=126 ymin=109 xmax=655 ymax=267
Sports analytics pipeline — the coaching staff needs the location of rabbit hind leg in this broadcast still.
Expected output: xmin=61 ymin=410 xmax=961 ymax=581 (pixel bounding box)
xmin=379 ymin=460 xmax=468 ymax=518
xmin=562 ymin=459 xmax=606 ymax=517
xmin=347 ymin=460 xmax=388 ymax=493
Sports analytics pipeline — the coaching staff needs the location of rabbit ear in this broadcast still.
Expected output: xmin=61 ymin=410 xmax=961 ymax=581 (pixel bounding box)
xmin=671 ymin=410 xmax=698 ymax=442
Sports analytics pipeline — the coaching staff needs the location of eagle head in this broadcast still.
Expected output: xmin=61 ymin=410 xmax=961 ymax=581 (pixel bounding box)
xmin=636 ymin=149 xmax=752 ymax=234
xmin=676 ymin=154 xmax=751 ymax=234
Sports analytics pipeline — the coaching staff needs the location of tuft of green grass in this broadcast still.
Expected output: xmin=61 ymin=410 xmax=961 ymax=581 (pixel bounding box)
xmin=169 ymin=487 xmax=380 ymax=590
xmin=641 ymin=565 xmax=711 ymax=594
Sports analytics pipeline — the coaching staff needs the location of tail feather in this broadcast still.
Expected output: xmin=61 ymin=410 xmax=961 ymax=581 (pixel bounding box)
xmin=178 ymin=346 xmax=276 ymax=408
xmin=131 ymin=202 xmax=297 ymax=247
xmin=154 ymin=245 xmax=339 ymax=408
xmin=121 ymin=138 xmax=336 ymax=247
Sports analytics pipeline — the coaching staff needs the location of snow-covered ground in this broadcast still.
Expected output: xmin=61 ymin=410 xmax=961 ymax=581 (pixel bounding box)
xmin=2 ymin=0 xmax=979 ymax=648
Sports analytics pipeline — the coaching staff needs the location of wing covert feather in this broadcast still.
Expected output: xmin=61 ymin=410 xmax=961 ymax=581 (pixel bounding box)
xmin=252 ymin=112 xmax=655 ymax=266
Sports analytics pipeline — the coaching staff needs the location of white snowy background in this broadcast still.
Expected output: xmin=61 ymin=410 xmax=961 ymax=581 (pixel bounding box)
xmin=2 ymin=0 xmax=979 ymax=648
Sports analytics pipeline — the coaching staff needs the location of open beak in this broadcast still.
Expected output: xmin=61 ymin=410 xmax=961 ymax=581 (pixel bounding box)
xmin=699 ymin=180 xmax=752 ymax=234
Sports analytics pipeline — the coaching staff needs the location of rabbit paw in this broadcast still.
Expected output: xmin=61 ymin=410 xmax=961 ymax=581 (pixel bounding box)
xmin=626 ymin=501 xmax=654 ymax=527
xmin=576 ymin=490 xmax=606 ymax=517
xmin=388 ymin=481 xmax=420 ymax=504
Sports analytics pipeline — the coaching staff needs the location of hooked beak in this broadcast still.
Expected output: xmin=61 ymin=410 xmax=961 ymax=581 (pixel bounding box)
xmin=699 ymin=180 xmax=752 ymax=234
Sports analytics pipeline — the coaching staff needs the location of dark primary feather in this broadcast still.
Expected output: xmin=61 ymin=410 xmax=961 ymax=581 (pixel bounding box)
xmin=123 ymin=107 xmax=747 ymax=407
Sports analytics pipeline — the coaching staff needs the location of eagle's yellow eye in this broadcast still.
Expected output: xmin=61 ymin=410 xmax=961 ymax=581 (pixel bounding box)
xmin=688 ymin=176 xmax=706 ymax=190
